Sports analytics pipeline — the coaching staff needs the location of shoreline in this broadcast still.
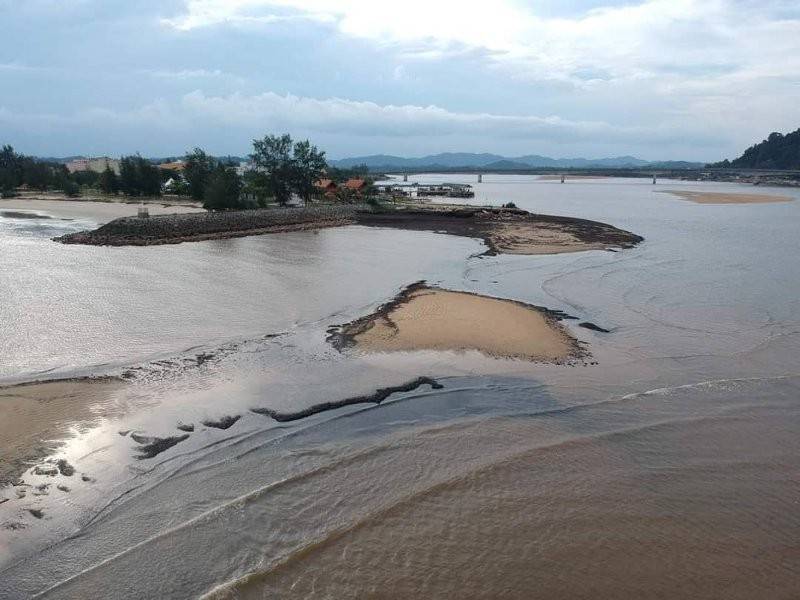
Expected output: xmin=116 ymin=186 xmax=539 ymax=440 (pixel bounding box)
xmin=54 ymin=203 xmax=644 ymax=255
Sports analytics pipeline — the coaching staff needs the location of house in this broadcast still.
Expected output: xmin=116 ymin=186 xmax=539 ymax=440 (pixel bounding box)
xmin=66 ymin=157 xmax=121 ymax=175
xmin=343 ymin=178 xmax=367 ymax=195
xmin=314 ymin=178 xmax=338 ymax=198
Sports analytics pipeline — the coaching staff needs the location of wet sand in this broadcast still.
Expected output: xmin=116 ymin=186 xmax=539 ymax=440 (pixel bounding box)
xmin=490 ymin=221 xmax=610 ymax=254
xmin=329 ymin=284 xmax=582 ymax=362
xmin=0 ymin=379 xmax=122 ymax=485
xmin=658 ymin=190 xmax=793 ymax=204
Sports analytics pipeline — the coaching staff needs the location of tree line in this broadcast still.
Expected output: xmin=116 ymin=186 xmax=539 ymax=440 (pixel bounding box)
xmin=710 ymin=128 xmax=800 ymax=170
xmin=1 ymin=134 xmax=374 ymax=210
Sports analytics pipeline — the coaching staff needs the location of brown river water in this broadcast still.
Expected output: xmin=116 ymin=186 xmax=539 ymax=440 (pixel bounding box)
xmin=1 ymin=177 xmax=799 ymax=598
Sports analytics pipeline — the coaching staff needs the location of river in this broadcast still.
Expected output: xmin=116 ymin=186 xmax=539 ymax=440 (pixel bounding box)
xmin=1 ymin=176 xmax=799 ymax=598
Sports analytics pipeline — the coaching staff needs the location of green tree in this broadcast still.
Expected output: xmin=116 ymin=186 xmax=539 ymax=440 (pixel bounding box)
xmin=22 ymin=160 xmax=52 ymax=191
xmin=183 ymin=148 xmax=216 ymax=200
xmin=119 ymin=155 xmax=162 ymax=197
xmin=250 ymin=134 xmax=327 ymax=206
xmin=98 ymin=166 xmax=119 ymax=195
xmin=250 ymin=134 xmax=294 ymax=205
xmin=62 ymin=180 xmax=81 ymax=197
xmin=0 ymin=145 xmax=23 ymax=194
xmin=291 ymin=140 xmax=327 ymax=204
xmin=203 ymin=164 xmax=242 ymax=211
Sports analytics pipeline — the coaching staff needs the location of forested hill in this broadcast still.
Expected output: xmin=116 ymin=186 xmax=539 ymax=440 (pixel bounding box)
xmin=712 ymin=129 xmax=800 ymax=170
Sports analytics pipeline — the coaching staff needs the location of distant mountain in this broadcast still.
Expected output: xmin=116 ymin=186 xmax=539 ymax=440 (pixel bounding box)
xmin=331 ymin=153 xmax=699 ymax=171
xmin=710 ymin=129 xmax=800 ymax=170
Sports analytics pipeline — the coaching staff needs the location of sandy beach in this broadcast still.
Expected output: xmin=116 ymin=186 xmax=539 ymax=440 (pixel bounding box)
xmin=329 ymin=284 xmax=582 ymax=362
xmin=658 ymin=190 xmax=793 ymax=204
xmin=0 ymin=196 xmax=203 ymax=222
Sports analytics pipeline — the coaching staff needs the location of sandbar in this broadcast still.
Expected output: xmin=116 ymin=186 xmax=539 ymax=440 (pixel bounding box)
xmin=658 ymin=190 xmax=793 ymax=204
xmin=328 ymin=283 xmax=582 ymax=362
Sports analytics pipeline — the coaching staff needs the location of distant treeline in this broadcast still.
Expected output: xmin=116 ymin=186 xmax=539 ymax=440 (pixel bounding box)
xmin=710 ymin=128 xmax=800 ymax=170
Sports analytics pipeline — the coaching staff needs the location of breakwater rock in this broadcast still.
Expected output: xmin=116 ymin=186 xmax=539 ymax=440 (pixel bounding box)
xmin=55 ymin=205 xmax=364 ymax=246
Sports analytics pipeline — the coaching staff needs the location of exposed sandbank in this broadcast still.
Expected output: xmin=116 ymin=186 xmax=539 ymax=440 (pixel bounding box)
xmin=0 ymin=378 xmax=122 ymax=485
xmin=328 ymin=283 xmax=583 ymax=363
xmin=658 ymin=190 xmax=793 ymax=204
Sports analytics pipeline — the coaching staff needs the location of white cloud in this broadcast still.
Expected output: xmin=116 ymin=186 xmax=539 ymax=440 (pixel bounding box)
xmin=161 ymin=0 xmax=800 ymax=86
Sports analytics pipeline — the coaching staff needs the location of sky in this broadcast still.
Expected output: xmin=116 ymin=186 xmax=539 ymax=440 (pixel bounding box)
xmin=1 ymin=0 xmax=798 ymax=161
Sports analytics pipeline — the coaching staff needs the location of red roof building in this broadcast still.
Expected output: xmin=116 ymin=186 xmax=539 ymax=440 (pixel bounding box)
xmin=343 ymin=178 xmax=367 ymax=193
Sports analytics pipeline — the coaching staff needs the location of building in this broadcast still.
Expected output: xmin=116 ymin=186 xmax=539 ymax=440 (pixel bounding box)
xmin=343 ymin=178 xmax=367 ymax=195
xmin=314 ymin=178 xmax=338 ymax=199
xmin=65 ymin=157 xmax=120 ymax=175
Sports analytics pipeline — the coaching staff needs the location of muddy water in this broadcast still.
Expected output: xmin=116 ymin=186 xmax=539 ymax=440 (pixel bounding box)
xmin=1 ymin=178 xmax=800 ymax=598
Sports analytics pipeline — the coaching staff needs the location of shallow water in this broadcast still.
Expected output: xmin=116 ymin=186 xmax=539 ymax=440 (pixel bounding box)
xmin=1 ymin=177 xmax=799 ymax=598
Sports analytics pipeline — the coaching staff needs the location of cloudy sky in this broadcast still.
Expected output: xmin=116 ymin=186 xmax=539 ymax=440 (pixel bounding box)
xmin=1 ymin=0 xmax=798 ymax=161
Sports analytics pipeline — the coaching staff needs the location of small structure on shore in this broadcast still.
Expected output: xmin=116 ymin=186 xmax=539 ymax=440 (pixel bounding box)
xmin=561 ymin=174 xmax=565 ymax=183
xmin=137 ymin=203 xmax=149 ymax=219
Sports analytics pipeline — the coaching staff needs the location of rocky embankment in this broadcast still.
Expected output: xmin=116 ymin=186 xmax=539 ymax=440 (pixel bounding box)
xmin=54 ymin=203 xmax=643 ymax=254
xmin=56 ymin=205 xmax=363 ymax=246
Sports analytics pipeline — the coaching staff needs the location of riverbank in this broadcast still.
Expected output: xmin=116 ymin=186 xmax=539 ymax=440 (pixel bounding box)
xmin=328 ymin=283 xmax=584 ymax=363
xmin=55 ymin=203 xmax=644 ymax=255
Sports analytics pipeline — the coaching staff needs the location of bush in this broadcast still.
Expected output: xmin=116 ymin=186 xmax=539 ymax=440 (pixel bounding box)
xmin=62 ymin=180 xmax=81 ymax=197
xmin=502 ymin=202 xmax=517 ymax=209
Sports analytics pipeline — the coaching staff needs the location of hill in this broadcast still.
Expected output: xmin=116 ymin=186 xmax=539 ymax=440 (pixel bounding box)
xmin=711 ymin=129 xmax=800 ymax=170
xmin=331 ymin=152 xmax=700 ymax=171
